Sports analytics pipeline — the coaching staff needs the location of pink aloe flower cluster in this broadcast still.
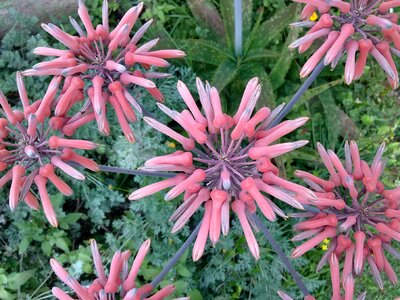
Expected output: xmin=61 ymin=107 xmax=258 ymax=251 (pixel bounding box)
xmin=51 ymin=239 xmax=185 ymax=300
xmin=129 ymin=77 xmax=313 ymax=260
xmin=23 ymin=0 xmax=185 ymax=142
xmin=291 ymin=141 xmax=400 ymax=298
xmin=291 ymin=0 xmax=400 ymax=88
xmin=0 ymin=73 xmax=98 ymax=227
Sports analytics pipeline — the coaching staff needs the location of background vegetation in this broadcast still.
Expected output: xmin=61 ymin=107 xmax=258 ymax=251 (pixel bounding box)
xmin=0 ymin=0 xmax=399 ymax=299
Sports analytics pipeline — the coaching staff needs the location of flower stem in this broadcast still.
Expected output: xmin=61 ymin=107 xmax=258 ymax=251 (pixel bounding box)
xmin=98 ymin=165 xmax=176 ymax=178
xmin=150 ymin=222 xmax=202 ymax=288
xmin=234 ymin=0 xmax=243 ymax=57
xmin=269 ymin=60 xmax=325 ymax=128
xmin=250 ymin=213 xmax=311 ymax=297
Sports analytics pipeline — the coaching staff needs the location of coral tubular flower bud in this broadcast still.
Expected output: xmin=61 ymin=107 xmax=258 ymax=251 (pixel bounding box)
xmin=291 ymin=140 xmax=400 ymax=291
xmin=25 ymin=1 xmax=185 ymax=140
xmin=192 ymin=201 xmax=212 ymax=261
xmin=133 ymin=77 xmax=308 ymax=257
xmin=52 ymin=238 xmax=179 ymax=299
xmin=292 ymin=0 xmax=400 ymax=86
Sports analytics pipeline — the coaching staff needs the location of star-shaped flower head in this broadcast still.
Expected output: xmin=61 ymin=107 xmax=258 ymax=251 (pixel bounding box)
xmin=129 ymin=77 xmax=312 ymax=260
xmin=291 ymin=141 xmax=400 ymax=298
xmin=23 ymin=0 xmax=185 ymax=141
xmin=290 ymin=0 xmax=400 ymax=88
xmin=0 ymin=73 xmax=98 ymax=227
xmin=51 ymin=239 xmax=187 ymax=300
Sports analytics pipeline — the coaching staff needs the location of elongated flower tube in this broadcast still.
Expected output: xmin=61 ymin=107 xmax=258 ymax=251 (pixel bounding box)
xmin=130 ymin=77 xmax=309 ymax=260
xmin=0 ymin=73 xmax=98 ymax=227
xmin=51 ymin=239 xmax=187 ymax=300
xmin=291 ymin=141 xmax=400 ymax=293
xmin=23 ymin=0 xmax=185 ymax=140
xmin=291 ymin=0 xmax=400 ymax=88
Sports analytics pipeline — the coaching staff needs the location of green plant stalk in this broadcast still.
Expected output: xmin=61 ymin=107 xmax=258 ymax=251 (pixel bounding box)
xmin=234 ymin=0 xmax=243 ymax=57
xmin=250 ymin=213 xmax=311 ymax=297
xmin=149 ymin=222 xmax=202 ymax=291
xmin=98 ymin=165 xmax=176 ymax=178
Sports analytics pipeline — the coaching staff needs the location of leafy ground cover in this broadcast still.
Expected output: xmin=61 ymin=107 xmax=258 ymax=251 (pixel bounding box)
xmin=0 ymin=0 xmax=399 ymax=299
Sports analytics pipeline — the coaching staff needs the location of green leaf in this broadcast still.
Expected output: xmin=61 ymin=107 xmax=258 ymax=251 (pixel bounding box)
xmin=187 ymin=0 xmax=225 ymax=39
xmin=211 ymin=59 xmax=239 ymax=92
xmin=242 ymin=0 xmax=253 ymax=39
xmin=174 ymin=279 xmax=189 ymax=291
xmin=243 ymin=48 xmax=279 ymax=62
xmin=55 ymin=237 xmax=69 ymax=252
xmin=0 ymin=275 xmax=7 ymax=285
xmin=41 ymin=240 xmax=52 ymax=256
xmin=251 ymin=3 xmax=299 ymax=50
xmin=7 ymin=269 xmax=36 ymax=290
xmin=50 ymin=193 xmax=64 ymax=210
xmin=0 ymin=287 xmax=14 ymax=300
xmin=280 ymin=79 xmax=343 ymax=104
xmin=319 ymin=89 xmax=342 ymax=148
xmin=243 ymin=6 xmax=264 ymax=53
xmin=18 ymin=237 xmax=31 ymax=255
xmin=269 ymin=27 xmax=299 ymax=90
xmin=220 ymin=0 xmax=235 ymax=51
xmin=238 ymin=63 xmax=276 ymax=108
xmin=177 ymin=266 xmax=192 ymax=277
xmin=178 ymin=39 xmax=232 ymax=66
xmin=59 ymin=213 xmax=84 ymax=229
xmin=188 ymin=289 xmax=203 ymax=300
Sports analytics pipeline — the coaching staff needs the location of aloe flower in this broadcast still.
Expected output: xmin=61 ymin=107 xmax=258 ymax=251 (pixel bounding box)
xmin=129 ymin=77 xmax=311 ymax=260
xmin=51 ymin=239 xmax=186 ymax=300
xmin=0 ymin=73 xmax=98 ymax=227
xmin=291 ymin=141 xmax=400 ymax=296
xmin=291 ymin=0 xmax=400 ymax=88
xmin=23 ymin=1 xmax=185 ymax=141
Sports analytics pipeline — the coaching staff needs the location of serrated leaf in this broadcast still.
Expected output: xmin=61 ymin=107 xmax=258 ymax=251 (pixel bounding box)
xmin=269 ymin=27 xmax=299 ymax=90
xmin=211 ymin=59 xmax=238 ymax=91
xmin=319 ymin=89 xmax=342 ymax=148
xmin=251 ymin=3 xmax=298 ymax=49
xmin=220 ymin=0 xmax=235 ymax=51
xmin=284 ymin=149 xmax=317 ymax=162
xmin=243 ymin=48 xmax=279 ymax=62
xmin=178 ymin=39 xmax=232 ymax=66
xmin=281 ymin=79 xmax=342 ymax=104
xmin=238 ymin=64 xmax=276 ymax=108
xmin=7 ymin=269 xmax=36 ymax=290
xmin=244 ymin=6 xmax=265 ymax=53
xmin=187 ymin=0 xmax=225 ymax=39
xmin=242 ymin=0 xmax=253 ymax=39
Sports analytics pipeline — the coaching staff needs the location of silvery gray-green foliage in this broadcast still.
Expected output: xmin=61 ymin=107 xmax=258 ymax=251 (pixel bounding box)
xmin=108 ymin=121 xmax=166 ymax=170
xmin=78 ymin=183 xmax=125 ymax=232
xmin=0 ymin=12 xmax=51 ymax=99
